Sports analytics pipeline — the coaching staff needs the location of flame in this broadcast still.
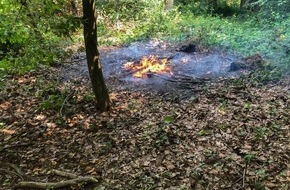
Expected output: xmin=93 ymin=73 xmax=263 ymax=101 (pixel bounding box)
xmin=123 ymin=55 xmax=172 ymax=78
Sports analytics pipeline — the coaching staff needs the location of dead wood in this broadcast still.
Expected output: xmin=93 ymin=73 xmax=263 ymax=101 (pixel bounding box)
xmin=13 ymin=170 xmax=98 ymax=189
xmin=176 ymin=43 xmax=197 ymax=53
xmin=0 ymin=162 xmax=30 ymax=180
xmin=172 ymin=75 xmax=210 ymax=84
xmin=0 ymin=169 xmax=24 ymax=180
xmin=13 ymin=177 xmax=98 ymax=189
xmin=121 ymin=67 xmax=146 ymax=78
xmin=242 ymin=162 xmax=248 ymax=188
xmin=51 ymin=169 xmax=78 ymax=179
xmin=121 ymin=54 xmax=176 ymax=77
xmin=229 ymin=53 xmax=265 ymax=72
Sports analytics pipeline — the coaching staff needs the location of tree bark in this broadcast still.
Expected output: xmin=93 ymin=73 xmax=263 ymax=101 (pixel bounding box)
xmin=164 ymin=0 xmax=174 ymax=11
xmin=210 ymin=0 xmax=218 ymax=11
xmin=82 ymin=0 xmax=111 ymax=111
xmin=240 ymin=0 xmax=246 ymax=8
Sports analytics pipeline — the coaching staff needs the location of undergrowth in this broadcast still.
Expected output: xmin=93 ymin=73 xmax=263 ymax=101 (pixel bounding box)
xmin=97 ymin=3 xmax=290 ymax=77
xmin=0 ymin=0 xmax=80 ymax=77
xmin=1 ymin=0 xmax=289 ymax=78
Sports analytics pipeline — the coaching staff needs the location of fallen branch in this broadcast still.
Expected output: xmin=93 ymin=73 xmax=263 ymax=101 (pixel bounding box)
xmin=51 ymin=169 xmax=78 ymax=179
xmin=13 ymin=170 xmax=98 ymax=190
xmin=242 ymin=162 xmax=248 ymax=188
xmin=13 ymin=177 xmax=98 ymax=189
xmin=0 ymin=169 xmax=24 ymax=180
xmin=0 ymin=162 xmax=30 ymax=180
xmin=121 ymin=67 xmax=145 ymax=78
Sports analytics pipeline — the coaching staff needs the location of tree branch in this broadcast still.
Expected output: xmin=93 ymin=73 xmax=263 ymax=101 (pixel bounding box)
xmin=13 ymin=177 xmax=98 ymax=189
xmin=13 ymin=170 xmax=98 ymax=189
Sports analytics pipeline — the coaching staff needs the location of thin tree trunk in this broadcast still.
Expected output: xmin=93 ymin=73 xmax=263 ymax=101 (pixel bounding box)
xmin=164 ymin=0 xmax=174 ymax=11
xmin=210 ymin=0 xmax=218 ymax=11
xmin=240 ymin=0 xmax=246 ymax=8
xmin=82 ymin=0 xmax=111 ymax=111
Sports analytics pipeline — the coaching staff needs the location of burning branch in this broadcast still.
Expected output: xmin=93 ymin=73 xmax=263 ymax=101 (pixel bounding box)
xmin=123 ymin=55 xmax=172 ymax=78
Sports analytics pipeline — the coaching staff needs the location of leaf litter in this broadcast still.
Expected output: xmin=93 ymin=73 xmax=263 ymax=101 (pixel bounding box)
xmin=0 ymin=62 xmax=290 ymax=190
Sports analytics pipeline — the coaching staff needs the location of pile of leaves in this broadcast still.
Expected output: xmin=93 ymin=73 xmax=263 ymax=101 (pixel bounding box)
xmin=0 ymin=64 xmax=289 ymax=190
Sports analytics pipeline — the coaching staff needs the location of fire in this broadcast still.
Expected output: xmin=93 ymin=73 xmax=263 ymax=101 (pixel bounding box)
xmin=123 ymin=55 xmax=172 ymax=78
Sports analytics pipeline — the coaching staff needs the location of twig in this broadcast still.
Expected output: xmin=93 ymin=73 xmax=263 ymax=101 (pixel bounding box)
xmin=232 ymin=176 xmax=243 ymax=186
xmin=120 ymin=67 xmax=146 ymax=78
xmin=52 ymin=169 xmax=78 ymax=179
xmin=0 ymin=162 xmax=31 ymax=180
xmin=0 ymin=163 xmax=25 ymax=177
xmin=242 ymin=162 xmax=248 ymax=188
xmin=148 ymin=73 xmax=175 ymax=82
xmin=59 ymin=91 xmax=74 ymax=117
xmin=0 ymin=168 xmax=24 ymax=180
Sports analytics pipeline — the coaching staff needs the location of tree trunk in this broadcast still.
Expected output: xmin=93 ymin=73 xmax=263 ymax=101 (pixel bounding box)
xmin=240 ymin=0 xmax=246 ymax=8
xmin=82 ymin=0 xmax=111 ymax=111
xmin=164 ymin=0 xmax=174 ymax=11
xmin=210 ymin=0 xmax=218 ymax=11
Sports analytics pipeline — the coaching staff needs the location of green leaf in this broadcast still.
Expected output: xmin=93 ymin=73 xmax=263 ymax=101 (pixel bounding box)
xmin=164 ymin=116 xmax=174 ymax=123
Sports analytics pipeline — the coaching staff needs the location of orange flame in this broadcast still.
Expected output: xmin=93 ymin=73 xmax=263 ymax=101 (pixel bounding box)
xmin=123 ymin=55 xmax=172 ymax=78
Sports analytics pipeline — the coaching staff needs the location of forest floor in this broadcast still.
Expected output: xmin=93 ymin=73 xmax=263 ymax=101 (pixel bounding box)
xmin=0 ymin=41 xmax=290 ymax=190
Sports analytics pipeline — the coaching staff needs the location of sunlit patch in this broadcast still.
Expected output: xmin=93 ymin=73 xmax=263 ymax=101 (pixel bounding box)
xmin=35 ymin=114 xmax=46 ymax=121
xmin=0 ymin=101 xmax=11 ymax=110
xmin=17 ymin=76 xmax=36 ymax=84
xmin=1 ymin=129 xmax=16 ymax=135
xmin=123 ymin=55 xmax=172 ymax=78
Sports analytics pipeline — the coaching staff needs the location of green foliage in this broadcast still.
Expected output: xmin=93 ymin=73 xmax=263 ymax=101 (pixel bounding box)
xmin=36 ymin=82 xmax=67 ymax=111
xmin=155 ymin=124 xmax=170 ymax=148
xmin=253 ymin=0 xmax=290 ymax=21
xmin=254 ymin=126 xmax=270 ymax=140
xmin=1 ymin=0 xmax=289 ymax=79
xmin=0 ymin=0 xmax=81 ymax=75
xmin=98 ymin=0 xmax=182 ymax=45
xmin=98 ymin=0 xmax=151 ymax=21
xmin=98 ymin=0 xmax=289 ymax=62
xmin=175 ymin=0 xmax=240 ymax=15
xmin=164 ymin=115 xmax=174 ymax=123
xmin=244 ymin=152 xmax=256 ymax=163
xmin=97 ymin=0 xmax=290 ymax=77
xmin=39 ymin=94 xmax=65 ymax=111
xmin=83 ymin=94 xmax=95 ymax=102
xmin=0 ymin=122 xmax=5 ymax=128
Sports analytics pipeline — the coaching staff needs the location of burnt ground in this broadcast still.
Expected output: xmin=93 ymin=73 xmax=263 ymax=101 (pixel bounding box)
xmin=0 ymin=40 xmax=289 ymax=190
xmin=61 ymin=40 xmax=246 ymax=100
xmin=62 ymin=40 xmax=241 ymax=94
